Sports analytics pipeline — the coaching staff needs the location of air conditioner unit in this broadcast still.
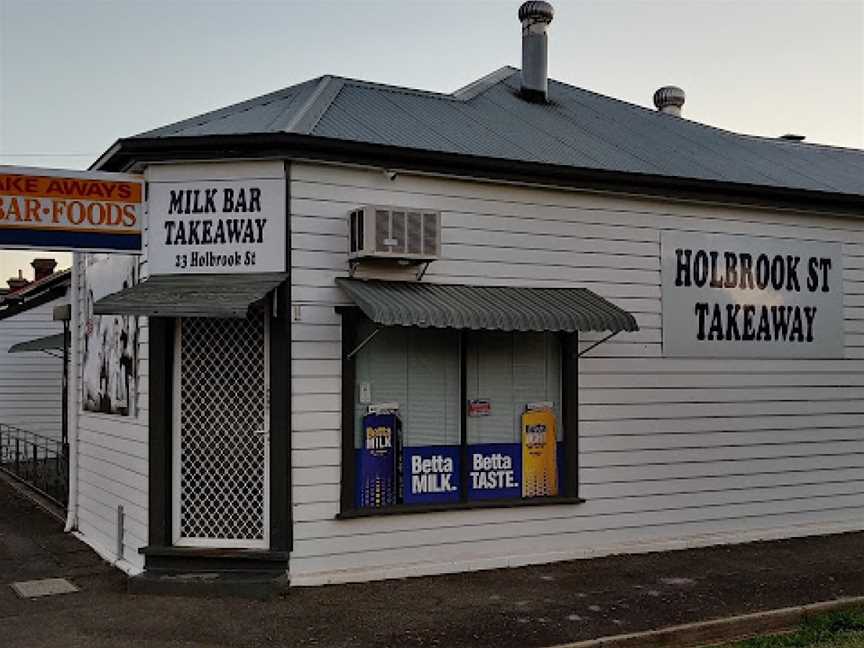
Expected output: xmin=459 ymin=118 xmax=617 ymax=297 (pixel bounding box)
xmin=348 ymin=206 xmax=440 ymax=262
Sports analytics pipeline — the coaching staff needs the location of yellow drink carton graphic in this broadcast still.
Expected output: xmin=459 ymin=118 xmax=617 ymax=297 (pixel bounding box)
xmin=521 ymin=406 xmax=558 ymax=497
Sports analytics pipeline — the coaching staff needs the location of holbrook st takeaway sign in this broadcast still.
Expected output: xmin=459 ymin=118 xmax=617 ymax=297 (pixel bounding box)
xmin=661 ymin=231 xmax=844 ymax=358
xmin=147 ymin=162 xmax=286 ymax=274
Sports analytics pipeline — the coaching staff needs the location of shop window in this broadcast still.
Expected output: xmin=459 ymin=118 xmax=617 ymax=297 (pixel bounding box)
xmin=341 ymin=313 xmax=578 ymax=516
xmin=465 ymin=332 xmax=562 ymax=500
xmin=353 ymin=323 xmax=461 ymax=508
xmin=354 ymin=322 xmax=460 ymax=449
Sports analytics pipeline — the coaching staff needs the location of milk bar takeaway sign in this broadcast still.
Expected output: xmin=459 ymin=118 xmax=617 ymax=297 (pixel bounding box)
xmin=147 ymin=162 xmax=286 ymax=275
xmin=661 ymin=231 xmax=843 ymax=358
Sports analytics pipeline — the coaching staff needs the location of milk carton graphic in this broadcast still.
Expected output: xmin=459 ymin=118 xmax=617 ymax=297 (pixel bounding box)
xmin=521 ymin=405 xmax=558 ymax=497
xmin=357 ymin=411 xmax=399 ymax=508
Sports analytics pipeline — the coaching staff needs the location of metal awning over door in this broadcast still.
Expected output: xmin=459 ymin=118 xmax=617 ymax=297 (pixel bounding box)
xmin=9 ymin=333 xmax=67 ymax=354
xmin=336 ymin=278 xmax=639 ymax=333
xmin=94 ymin=273 xmax=288 ymax=318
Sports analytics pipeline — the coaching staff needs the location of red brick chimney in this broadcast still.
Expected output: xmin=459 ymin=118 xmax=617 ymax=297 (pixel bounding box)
xmin=31 ymin=258 xmax=57 ymax=281
xmin=7 ymin=270 xmax=29 ymax=293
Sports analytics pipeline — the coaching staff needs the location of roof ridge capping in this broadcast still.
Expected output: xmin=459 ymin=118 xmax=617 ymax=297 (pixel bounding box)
xmin=453 ymin=66 xmax=520 ymax=100
xmin=135 ymin=76 xmax=325 ymax=138
xmin=743 ymin=132 xmax=864 ymax=154
xmin=279 ymin=75 xmax=343 ymax=134
xmin=324 ymin=74 xmax=465 ymax=100
xmin=136 ymin=71 xmax=482 ymax=140
xmin=283 ymin=70 xmax=495 ymax=134
xmin=540 ymin=74 xmax=864 ymax=154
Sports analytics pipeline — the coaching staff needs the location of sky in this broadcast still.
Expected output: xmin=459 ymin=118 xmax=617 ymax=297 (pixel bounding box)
xmin=0 ymin=0 xmax=862 ymax=283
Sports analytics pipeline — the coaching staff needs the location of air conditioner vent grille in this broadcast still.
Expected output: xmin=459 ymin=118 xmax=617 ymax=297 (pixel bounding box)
xmin=391 ymin=211 xmax=406 ymax=254
xmin=349 ymin=205 xmax=441 ymax=262
xmin=375 ymin=209 xmax=389 ymax=252
xmin=422 ymin=212 xmax=439 ymax=257
xmin=407 ymin=212 xmax=422 ymax=255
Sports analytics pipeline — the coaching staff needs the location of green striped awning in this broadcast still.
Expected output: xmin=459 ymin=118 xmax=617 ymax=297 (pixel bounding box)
xmin=9 ymin=333 xmax=67 ymax=353
xmin=336 ymin=279 xmax=638 ymax=333
xmin=94 ymin=273 xmax=288 ymax=319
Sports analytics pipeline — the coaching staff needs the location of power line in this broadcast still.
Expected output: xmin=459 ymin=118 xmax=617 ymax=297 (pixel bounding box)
xmin=0 ymin=153 xmax=99 ymax=157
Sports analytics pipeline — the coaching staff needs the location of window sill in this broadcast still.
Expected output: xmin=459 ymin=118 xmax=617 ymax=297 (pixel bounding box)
xmin=336 ymin=495 xmax=585 ymax=520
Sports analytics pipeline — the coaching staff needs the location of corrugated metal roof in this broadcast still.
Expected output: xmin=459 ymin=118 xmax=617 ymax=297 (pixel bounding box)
xmin=135 ymin=68 xmax=864 ymax=198
xmin=94 ymin=273 xmax=287 ymax=318
xmin=336 ymin=278 xmax=639 ymax=333
xmin=9 ymin=333 xmax=66 ymax=353
xmin=136 ymin=79 xmax=322 ymax=138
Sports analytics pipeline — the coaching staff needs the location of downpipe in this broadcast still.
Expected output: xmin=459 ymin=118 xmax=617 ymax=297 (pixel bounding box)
xmin=64 ymin=254 xmax=80 ymax=533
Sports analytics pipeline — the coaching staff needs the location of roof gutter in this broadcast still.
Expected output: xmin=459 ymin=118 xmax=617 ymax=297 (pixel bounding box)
xmin=89 ymin=141 xmax=123 ymax=172
xmin=94 ymin=133 xmax=864 ymax=216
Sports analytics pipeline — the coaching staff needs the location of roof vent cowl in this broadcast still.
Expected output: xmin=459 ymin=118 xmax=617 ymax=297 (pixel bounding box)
xmin=653 ymin=85 xmax=686 ymax=116
xmin=519 ymin=1 xmax=554 ymax=103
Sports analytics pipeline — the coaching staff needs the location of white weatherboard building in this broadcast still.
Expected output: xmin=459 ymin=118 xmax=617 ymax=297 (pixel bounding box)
xmin=66 ymin=3 xmax=863 ymax=588
xmin=0 ymin=265 xmax=69 ymax=441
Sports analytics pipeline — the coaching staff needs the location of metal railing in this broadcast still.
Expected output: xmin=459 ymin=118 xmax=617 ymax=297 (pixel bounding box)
xmin=0 ymin=423 xmax=68 ymax=508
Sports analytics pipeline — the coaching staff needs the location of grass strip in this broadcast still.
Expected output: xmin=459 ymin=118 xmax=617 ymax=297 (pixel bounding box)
xmin=719 ymin=607 xmax=864 ymax=647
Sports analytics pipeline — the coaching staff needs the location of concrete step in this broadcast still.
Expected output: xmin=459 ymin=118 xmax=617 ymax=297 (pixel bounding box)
xmin=140 ymin=545 xmax=289 ymax=573
xmin=128 ymin=570 xmax=288 ymax=600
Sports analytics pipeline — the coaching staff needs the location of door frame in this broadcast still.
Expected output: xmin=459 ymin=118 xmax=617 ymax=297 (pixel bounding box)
xmin=171 ymin=316 xmax=271 ymax=549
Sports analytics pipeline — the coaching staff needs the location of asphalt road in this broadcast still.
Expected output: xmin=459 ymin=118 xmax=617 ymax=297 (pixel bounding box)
xmin=1 ymin=477 xmax=862 ymax=648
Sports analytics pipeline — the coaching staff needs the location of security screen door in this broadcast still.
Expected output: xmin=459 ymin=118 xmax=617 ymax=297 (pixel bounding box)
xmin=173 ymin=315 xmax=269 ymax=548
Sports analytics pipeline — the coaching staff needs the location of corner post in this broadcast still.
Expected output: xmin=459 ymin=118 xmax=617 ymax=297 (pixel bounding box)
xmin=148 ymin=317 xmax=175 ymax=546
xmin=269 ymin=281 xmax=292 ymax=551
xmin=561 ymin=331 xmax=579 ymax=499
xmin=339 ymin=307 xmax=360 ymax=513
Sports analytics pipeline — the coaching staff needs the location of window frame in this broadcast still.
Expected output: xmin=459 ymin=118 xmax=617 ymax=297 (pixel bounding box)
xmin=337 ymin=306 xmax=583 ymax=518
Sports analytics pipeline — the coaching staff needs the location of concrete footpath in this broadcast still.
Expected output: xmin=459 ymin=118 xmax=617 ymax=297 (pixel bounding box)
xmin=1 ymin=478 xmax=862 ymax=648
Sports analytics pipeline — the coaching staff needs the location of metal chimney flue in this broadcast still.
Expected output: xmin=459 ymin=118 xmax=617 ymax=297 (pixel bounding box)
xmin=519 ymin=1 xmax=554 ymax=103
xmin=653 ymin=86 xmax=686 ymax=116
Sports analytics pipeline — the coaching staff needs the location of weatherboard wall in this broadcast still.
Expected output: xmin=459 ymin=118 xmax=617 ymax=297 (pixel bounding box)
xmin=73 ymin=254 xmax=150 ymax=573
xmin=71 ymin=160 xmax=282 ymax=574
xmin=0 ymin=300 xmax=65 ymax=440
xmin=288 ymin=162 xmax=864 ymax=585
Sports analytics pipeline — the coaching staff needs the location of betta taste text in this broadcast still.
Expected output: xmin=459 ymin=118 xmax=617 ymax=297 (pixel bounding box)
xmin=675 ymin=247 xmax=833 ymax=344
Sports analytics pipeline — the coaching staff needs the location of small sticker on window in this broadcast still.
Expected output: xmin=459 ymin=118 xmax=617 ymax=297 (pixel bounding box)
xmin=468 ymin=399 xmax=491 ymax=417
xmin=359 ymin=382 xmax=372 ymax=404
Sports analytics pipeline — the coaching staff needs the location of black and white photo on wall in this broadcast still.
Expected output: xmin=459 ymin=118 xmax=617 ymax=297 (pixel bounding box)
xmin=82 ymin=254 xmax=138 ymax=415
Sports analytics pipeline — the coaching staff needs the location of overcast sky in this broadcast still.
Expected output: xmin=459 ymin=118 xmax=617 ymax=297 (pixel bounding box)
xmin=1 ymin=0 xmax=862 ymax=283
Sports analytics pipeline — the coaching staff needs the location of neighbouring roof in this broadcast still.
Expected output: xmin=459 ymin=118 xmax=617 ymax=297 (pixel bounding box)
xmin=121 ymin=67 xmax=863 ymax=200
xmin=337 ymin=278 xmax=639 ymax=333
xmin=0 ymin=269 xmax=71 ymax=321
xmin=94 ymin=273 xmax=288 ymax=318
